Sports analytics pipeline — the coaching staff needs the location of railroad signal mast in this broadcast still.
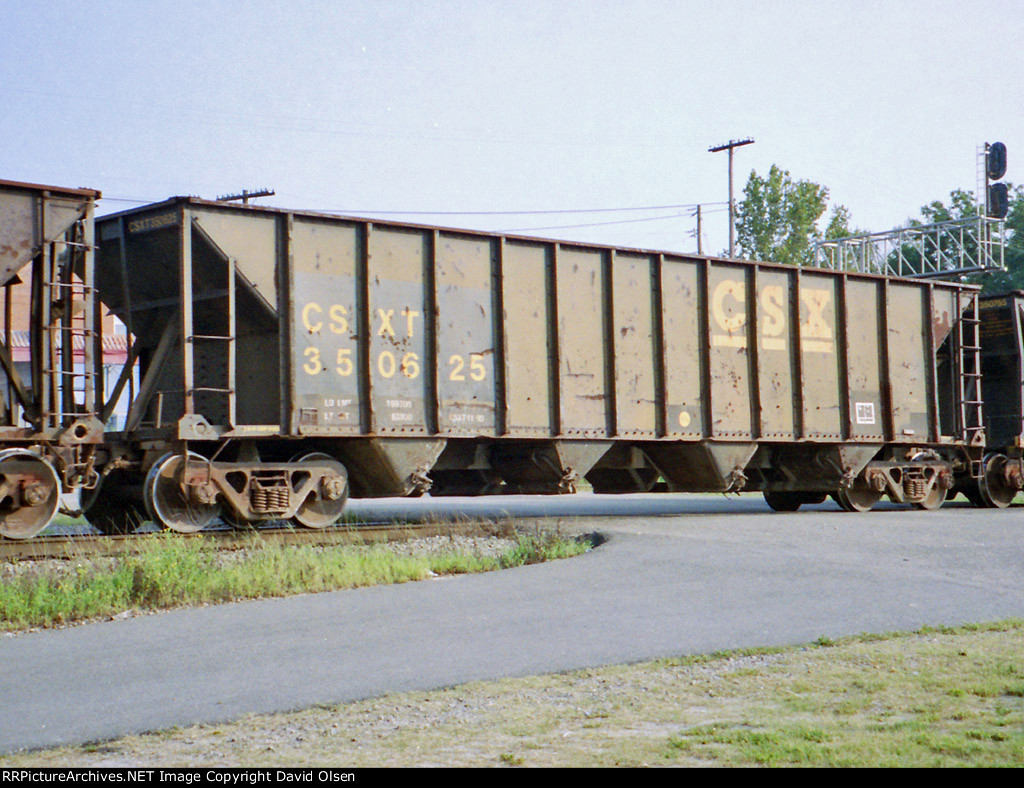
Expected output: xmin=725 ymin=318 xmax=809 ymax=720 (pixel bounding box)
xmin=982 ymin=142 xmax=1009 ymax=220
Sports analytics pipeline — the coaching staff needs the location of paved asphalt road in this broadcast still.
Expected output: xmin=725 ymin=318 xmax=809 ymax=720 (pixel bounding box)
xmin=2 ymin=494 xmax=1023 ymax=754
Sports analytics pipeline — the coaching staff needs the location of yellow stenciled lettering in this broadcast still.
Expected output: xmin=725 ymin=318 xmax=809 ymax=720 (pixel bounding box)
xmin=801 ymin=289 xmax=833 ymax=338
xmin=800 ymin=288 xmax=834 ymax=353
xmin=301 ymin=303 xmax=323 ymax=334
xmin=378 ymin=350 xmax=397 ymax=377
xmin=760 ymin=284 xmax=787 ymax=351
xmin=760 ymin=285 xmax=786 ymax=336
xmin=377 ymin=308 xmax=395 ymax=336
xmin=303 ymin=346 xmax=321 ymax=375
xmin=712 ymin=279 xmax=746 ymax=333
xmin=469 ymin=353 xmax=487 ymax=382
xmin=329 ymin=304 xmax=349 ymax=334
xmin=335 ymin=347 xmax=354 ymax=376
xmin=401 ymin=352 xmax=420 ymax=379
xmin=711 ymin=278 xmax=747 ymax=348
xmin=447 ymin=354 xmax=487 ymax=382
xmin=449 ymin=354 xmax=465 ymax=381
xmin=402 ymin=308 xmax=420 ymax=338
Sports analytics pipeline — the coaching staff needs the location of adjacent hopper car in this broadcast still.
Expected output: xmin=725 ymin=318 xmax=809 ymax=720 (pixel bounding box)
xmin=0 ymin=178 xmax=1021 ymax=538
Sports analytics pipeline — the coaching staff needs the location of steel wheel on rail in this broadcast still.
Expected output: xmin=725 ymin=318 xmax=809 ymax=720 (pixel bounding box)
xmin=912 ymin=484 xmax=948 ymax=511
xmin=977 ymin=453 xmax=1018 ymax=509
xmin=834 ymin=482 xmax=882 ymax=513
xmin=0 ymin=450 xmax=61 ymax=539
xmin=144 ymin=453 xmax=221 ymax=533
xmin=290 ymin=452 xmax=349 ymax=529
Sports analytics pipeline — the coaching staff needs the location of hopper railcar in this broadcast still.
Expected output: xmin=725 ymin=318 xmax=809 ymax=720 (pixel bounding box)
xmin=0 ymin=180 xmax=1019 ymax=538
xmin=84 ymin=195 xmax=991 ymax=531
xmin=0 ymin=179 xmax=104 ymax=539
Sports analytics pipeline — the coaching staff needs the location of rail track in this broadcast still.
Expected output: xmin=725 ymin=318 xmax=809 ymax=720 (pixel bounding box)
xmin=0 ymin=519 xmax=513 ymax=562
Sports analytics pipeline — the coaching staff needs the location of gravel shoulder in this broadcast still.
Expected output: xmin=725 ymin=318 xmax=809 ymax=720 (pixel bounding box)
xmin=4 ymin=624 xmax=1022 ymax=767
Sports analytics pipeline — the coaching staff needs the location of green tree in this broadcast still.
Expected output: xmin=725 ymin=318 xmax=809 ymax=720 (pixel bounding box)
xmin=734 ymin=164 xmax=839 ymax=265
xmin=824 ymin=204 xmax=858 ymax=240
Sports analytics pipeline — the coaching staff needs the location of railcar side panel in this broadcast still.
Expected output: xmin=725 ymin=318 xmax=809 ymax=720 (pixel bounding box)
xmin=800 ymin=272 xmax=842 ymax=440
xmin=612 ymin=252 xmax=658 ymax=437
xmin=367 ymin=226 xmax=431 ymax=435
xmin=290 ymin=218 xmax=361 ymax=435
xmin=502 ymin=241 xmax=554 ymax=436
xmin=660 ymin=257 xmax=704 ymax=438
xmin=756 ymin=267 xmax=797 ymax=439
xmin=707 ymin=262 xmax=754 ymax=439
xmin=556 ymin=246 xmax=609 ymax=437
xmin=844 ymin=279 xmax=886 ymax=441
xmin=887 ymin=282 xmax=930 ymax=441
xmin=435 ymin=233 xmax=497 ymax=436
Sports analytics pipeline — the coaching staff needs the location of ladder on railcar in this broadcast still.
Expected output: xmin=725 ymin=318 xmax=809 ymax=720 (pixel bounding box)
xmin=956 ymin=291 xmax=985 ymax=479
xmin=39 ymin=218 xmax=100 ymax=431
xmin=182 ymin=234 xmax=237 ymax=429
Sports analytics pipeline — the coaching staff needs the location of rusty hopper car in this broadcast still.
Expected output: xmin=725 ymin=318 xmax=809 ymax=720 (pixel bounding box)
xmin=78 ymin=196 xmax=986 ymax=533
xmin=0 ymin=180 xmax=103 ymax=539
xmin=974 ymin=292 xmax=1024 ymax=506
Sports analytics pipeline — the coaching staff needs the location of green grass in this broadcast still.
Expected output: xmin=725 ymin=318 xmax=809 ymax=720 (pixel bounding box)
xmin=659 ymin=623 xmax=1024 ymax=768
xmin=0 ymin=530 xmax=589 ymax=631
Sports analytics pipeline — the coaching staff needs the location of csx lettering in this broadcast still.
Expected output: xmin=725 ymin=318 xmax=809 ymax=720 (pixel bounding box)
xmin=377 ymin=308 xmax=395 ymax=336
xmin=710 ymin=279 xmax=833 ymax=353
xmin=760 ymin=285 xmax=785 ymax=337
xmin=402 ymin=307 xmax=420 ymax=337
xmin=302 ymin=302 xmax=323 ymax=334
xmin=329 ymin=304 xmax=349 ymax=333
xmin=301 ymin=302 xmax=351 ymax=335
xmin=376 ymin=307 xmax=421 ymax=338
xmin=711 ymin=279 xmax=746 ymax=333
xmin=801 ymin=290 xmax=832 ymax=340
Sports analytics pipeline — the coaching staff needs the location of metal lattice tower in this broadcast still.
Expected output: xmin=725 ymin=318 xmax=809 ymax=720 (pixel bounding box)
xmin=811 ymin=216 xmax=1005 ymax=279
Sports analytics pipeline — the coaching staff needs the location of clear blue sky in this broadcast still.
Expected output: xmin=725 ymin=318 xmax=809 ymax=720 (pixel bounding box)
xmin=2 ymin=0 xmax=1021 ymax=255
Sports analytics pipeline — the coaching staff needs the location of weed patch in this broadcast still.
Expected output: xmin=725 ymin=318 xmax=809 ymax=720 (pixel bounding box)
xmin=0 ymin=528 xmax=589 ymax=632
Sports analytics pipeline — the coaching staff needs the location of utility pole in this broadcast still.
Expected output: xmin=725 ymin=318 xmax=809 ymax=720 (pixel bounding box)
xmin=695 ymin=204 xmax=703 ymax=255
xmin=216 ymin=188 xmax=275 ymax=205
xmin=708 ymin=138 xmax=754 ymax=258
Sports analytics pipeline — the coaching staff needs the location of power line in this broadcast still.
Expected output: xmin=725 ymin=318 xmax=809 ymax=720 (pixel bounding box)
xmin=317 ymin=202 xmax=727 ymax=217
xmin=97 ymin=195 xmax=729 ymax=217
xmin=500 ymin=212 xmax=691 ymax=233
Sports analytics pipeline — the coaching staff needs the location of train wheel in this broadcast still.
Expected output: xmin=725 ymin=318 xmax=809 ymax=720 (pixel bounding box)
xmin=144 ymin=453 xmax=221 ymax=533
xmin=291 ymin=453 xmax=349 ymax=529
xmin=82 ymin=472 xmax=141 ymax=535
xmin=763 ymin=491 xmax=803 ymax=512
xmin=0 ymin=450 xmax=61 ymax=540
xmin=835 ymin=483 xmax=881 ymax=513
xmin=913 ymin=484 xmax=948 ymax=511
xmin=978 ymin=454 xmax=1018 ymax=509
